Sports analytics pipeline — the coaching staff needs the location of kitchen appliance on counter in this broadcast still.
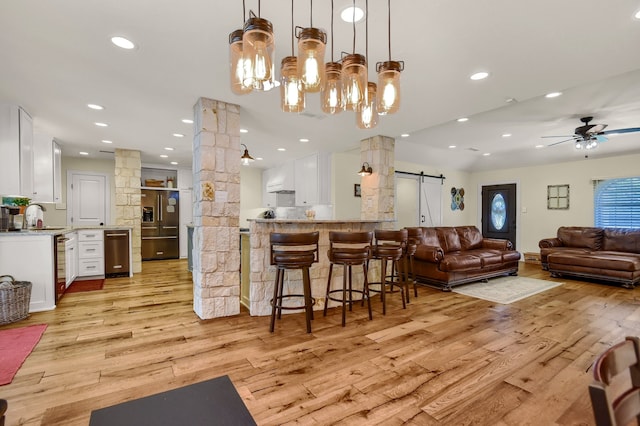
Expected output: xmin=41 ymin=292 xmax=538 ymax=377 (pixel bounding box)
xmin=105 ymin=230 xmax=130 ymax=277
xmin=141 ymin=189 xmax=179 ymax=260
xmin=0 ymin=205 xmax=21 ymax=231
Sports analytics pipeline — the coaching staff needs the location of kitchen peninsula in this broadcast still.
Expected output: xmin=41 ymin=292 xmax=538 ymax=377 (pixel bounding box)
xmin=246 ymin=218 xmax=393 ymax=316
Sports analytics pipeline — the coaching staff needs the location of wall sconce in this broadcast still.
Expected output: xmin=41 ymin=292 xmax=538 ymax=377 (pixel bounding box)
xmin=357 ymin=162 xmax=372 ymax=176
xmin=240 ymin=143 xmax=255 ymax=165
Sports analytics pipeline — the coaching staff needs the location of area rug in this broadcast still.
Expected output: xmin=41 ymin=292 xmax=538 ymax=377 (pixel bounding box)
xmin=65 ymin=279 xmax=104 ymax=293
xmin=89 ymin=375 xmax=256 ymax=426
xmin=0 ymin=323 xmax=47 ymax=385
xmin=453 ymin=276 xmax=563 ymax=304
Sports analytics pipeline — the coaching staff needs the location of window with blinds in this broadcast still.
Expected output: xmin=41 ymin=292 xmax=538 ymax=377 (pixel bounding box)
xmin=594 ymin=177 xmax=640 ymax=228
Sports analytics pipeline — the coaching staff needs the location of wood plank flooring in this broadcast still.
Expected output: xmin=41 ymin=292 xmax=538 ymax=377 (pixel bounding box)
xmin=1 ymin=260 xmax=638 ymax=425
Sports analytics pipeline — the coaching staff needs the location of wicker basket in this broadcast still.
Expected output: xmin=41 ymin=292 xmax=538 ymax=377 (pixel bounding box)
xmin=0 ymin=275 xmax=32 ymax=325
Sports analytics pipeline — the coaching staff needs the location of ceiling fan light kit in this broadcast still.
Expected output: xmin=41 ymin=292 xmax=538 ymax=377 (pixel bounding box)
xmin=227 ymin=0 xmax=403 ymax=129
xmin=544 ymin=116 xmax=640 ymax=150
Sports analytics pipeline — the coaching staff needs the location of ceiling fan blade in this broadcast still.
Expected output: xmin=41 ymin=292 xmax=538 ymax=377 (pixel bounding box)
xmin=595 ymin=135 xmax=608 ymax=143
xmin=541 ymin=135 xmax=574 ymax=139
xmin=600 ymin=127 xmax=640 ymax=135
xmin=548 ymin=138 xmax=577 ymax=147
xmin=586 ymin=124 xmax=607 ymax=133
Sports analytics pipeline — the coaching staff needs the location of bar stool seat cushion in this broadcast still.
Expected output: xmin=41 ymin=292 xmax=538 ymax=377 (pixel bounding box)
xmin=272 ymin=250 xmax=316 ymax=266
xmin=372 ymin=245 xmax=403 ymax=259
xmin=328 ymin=248 xmax=370 ymax=263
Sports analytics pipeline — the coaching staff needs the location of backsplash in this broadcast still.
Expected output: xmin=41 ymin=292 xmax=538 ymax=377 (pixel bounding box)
xmin=274 ymin=205 xmax=333 ymax=220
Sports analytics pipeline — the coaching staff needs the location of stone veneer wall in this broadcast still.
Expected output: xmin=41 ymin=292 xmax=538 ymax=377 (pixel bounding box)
xmin=249 ymin=220 xmax=382 ymax=316
xmin=114 ymin=149 xmax=141 ymax=273
xmin=360 ymin=135 xmax=395 ymax=226
xmin=191 ymin=98 xmax=241 ymax=319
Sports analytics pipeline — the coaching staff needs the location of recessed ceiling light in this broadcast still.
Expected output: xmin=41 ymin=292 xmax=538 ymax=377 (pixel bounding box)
xmin=299 ymin=138 xmax=309 ymax=143
xmin=400 ymin=133 xmax=410 ymax=138
xmin=79 ymin=151 xmax=89 ymax=156
xmin=87 ymin=103 xmax=104 ymax=110
xmin=170 ymin=161 xmax=178 ymax=165
xmin=240 ymin=128 xmax=249 ymax=133
xmin=634 ymin=9 xmax=640 ymax=19
xmin=101 ymin=140 xmax=113 ymax=144
xmin=160 ymin=154 xmax=168 ymax=158
xmin=256 ymin=157 xmax=263 ymax=161
xmin=470 ymin=71 xmax=489 ymax=81
xmin=164 ymin=147 xmax=174 ymax=151
xmin=457 ymin=117 xmax=469 ymax=122
xmin=172 ymin=133 xmax=184 ymax=138
xmin=545 ymin=92 xmax=562 ymax=98
xmin=181 ymin=119 xmax=193 ymax=124
xmin=448 ymin=145 xmax=457 ymax=149
xmin=535 ymin=144 xmax=544 ymax=149
xmin=341 ymin=6 xmax=364 ymax=23
xmin=502 ymin=133 xmax=512 ymax=138
xmin=483 ymin=152 xmax=491 ymax=156
xmin=111 ymin=36 xmax=136 ymax=50
xmin=505 ymin=97 xmax=517 ymax=103
xmin=95 ymin=122 xmax=108 ymax=127
xmin=277 ymin=148 xmax=286 ymax=151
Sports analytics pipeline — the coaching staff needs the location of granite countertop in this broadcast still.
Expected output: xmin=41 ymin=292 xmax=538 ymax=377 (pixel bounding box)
xmin=248 ymin=219 xmax=395 ymax=224
xmin=0 ymin=225 xmax=133 ymax=237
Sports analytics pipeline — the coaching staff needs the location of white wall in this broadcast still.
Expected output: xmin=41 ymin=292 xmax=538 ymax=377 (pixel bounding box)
xmin=240 ymin=166 xmax=264 ymax=227
xmin=44 ymin=156 xmax=116 ymax=226
xmin=332 ymin=150 xmax=362 ymax=219
xmin=469 ymin=153 xmax=640 ymax=254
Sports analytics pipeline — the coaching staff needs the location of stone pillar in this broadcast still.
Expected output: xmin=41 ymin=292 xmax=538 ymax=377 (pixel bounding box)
xmin=192 ymin=98 xmax=241 ymax=319
xmin=114 ymin=149 xmax=142 ymax=273
xmin=360 ymin=135 xmax=395 ymax=224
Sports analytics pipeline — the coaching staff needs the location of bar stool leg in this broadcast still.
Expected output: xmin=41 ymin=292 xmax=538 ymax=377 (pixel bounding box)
xmin=396 ymin=258 xmax=407 ymax=309
xmin=403 ymin=256 xmax=411 ymax=304
xmin=270 ymin=268 xmax=282 ymax=332
xmin=411 ymin=254 xmax=418 ymax=298
xmin=363 ymin=262 xmax=372 ymax=320
xmin=380 ymin=257 xmax=387 ymax=315
xmin=323 ymin=263 xmax=334 ymax=317
xmin=302 ymin=266 xmax=313 ymax=333
xmin=341 ymin=264 xmax=348 ymax=326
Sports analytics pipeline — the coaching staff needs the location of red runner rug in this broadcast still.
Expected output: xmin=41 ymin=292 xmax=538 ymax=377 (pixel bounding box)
xmin=0 ymin=323 xmax=47 ymax=385
xmin=66 ymin=279 xmax=104 ymax=293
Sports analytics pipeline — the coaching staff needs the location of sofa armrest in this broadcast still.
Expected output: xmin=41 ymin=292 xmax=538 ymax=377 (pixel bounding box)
xmin=414 ymin=245 xmax=444 ymax=263
xmin=539 ymin=237 xmax=562 ymax=248
xmin=482 ymin=238 xmax=513 ymax=251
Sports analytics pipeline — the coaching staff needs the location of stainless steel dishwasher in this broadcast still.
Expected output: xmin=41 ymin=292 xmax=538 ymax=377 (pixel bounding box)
xmin=104 ymin=230 xmax=130 ymax=277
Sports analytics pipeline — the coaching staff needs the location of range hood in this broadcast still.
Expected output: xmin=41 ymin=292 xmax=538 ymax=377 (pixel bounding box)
xmin=275 ymin=191 xmax=295 ymax=207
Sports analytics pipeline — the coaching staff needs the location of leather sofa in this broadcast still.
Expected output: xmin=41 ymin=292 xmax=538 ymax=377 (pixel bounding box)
xmin=539 ymin=226 xmax=640 ymax=288
xmin=406 ymin=226 xmax=521 ymax=291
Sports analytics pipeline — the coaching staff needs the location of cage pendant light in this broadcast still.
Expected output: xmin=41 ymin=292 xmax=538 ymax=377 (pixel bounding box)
xmin=242 ymin=3 xmax=275 ymax=92
xmin=296 ymin=0 xmax=327 ymax=93
xmin=376 ymin=0 xmax=403 ymax=114
xmin=357 ymin=82 xmax=378 ymax=129
xmin=321 ymin=0 xmax=343 ymax=114
xmin=281 ymin=0 xmax=305 ymax=112
xmin=342 ymin=0 xmax=367 ymax=112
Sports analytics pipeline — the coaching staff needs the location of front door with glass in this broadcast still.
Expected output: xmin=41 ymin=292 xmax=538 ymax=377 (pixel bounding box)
xmin=481 ymin=183 xmax=517 ymax=249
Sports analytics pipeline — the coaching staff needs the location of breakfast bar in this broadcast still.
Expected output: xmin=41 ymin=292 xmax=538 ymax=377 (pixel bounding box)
xmin=247 ymin=219 xmax=393 ymax=316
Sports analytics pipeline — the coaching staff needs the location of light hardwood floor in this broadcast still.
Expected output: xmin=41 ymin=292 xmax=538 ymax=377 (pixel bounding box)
xmin=1 ymin=260 xmax=638 ymax=425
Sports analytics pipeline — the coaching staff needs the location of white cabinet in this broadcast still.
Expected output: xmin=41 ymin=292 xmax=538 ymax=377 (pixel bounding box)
xmin=0 ymin=105 xmax=34 ymax=196
xmin=77 ymin=229 xmax=104 ymax=277
xmin=295 ymin=152 xmax=331 ymax=206
xmin=65 ymin=232 xmax=78 ymax=286
xmin=265 ymin=161 xmax=295 ymax=193
xmin=32 ymin=134 xmax=62 ymax=203
xmin=262 ymin=168 xmax=277 ymax=208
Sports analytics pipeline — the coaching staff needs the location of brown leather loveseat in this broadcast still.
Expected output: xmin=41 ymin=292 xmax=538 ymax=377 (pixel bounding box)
xmin=407 ymin=226 xmax=521 ymax=291
xmin=539 ymin=226 xmax=640 ymax=288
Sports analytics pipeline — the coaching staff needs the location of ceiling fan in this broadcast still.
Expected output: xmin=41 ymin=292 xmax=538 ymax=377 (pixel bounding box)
xmin=543 ymin=116 xmax=640 ymax=150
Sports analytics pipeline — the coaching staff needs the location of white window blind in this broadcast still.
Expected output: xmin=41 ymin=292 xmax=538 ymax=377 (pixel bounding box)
xmin=594 ymin=177 xmax=640 ymax=228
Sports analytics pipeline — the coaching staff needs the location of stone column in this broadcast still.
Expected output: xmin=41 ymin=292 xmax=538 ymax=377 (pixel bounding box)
xmin=192 ymin=98 xmax=241 ymax=319
xmin=114 ymin=149 xmax=142 ymax=273
xmin=360 ymin=135 xmax=395 ymax=224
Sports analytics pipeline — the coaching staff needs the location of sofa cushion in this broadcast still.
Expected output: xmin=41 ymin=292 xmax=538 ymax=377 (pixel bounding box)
xmin=456 ymin=226 xmax=483 ymax=250
xmin=465 ymin=249 xmax=503 ymax=267
xmin=437 ymin=227 xmax=462 ymax=253
xmin=557 ymin=226 xmax=603 ymax=250
xmin=549 ymin=252 xmax=640 ymax=272
xmin=439 ymin=253 xmax=481 ymax=272
xmin=602 ymin=228 xmax=640 ymax=254
xmin=419 ymin=227 xmax=441 ymax=247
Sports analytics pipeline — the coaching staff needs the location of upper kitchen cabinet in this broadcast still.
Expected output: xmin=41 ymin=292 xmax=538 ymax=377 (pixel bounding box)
xmin=0 ymin=105 xmax=34 ymax=196
xmin=32 ymin=134 xmax=62 ymax=203
xmin=262 ymin=168 xmax=277 ymax=208
xmin=265 ymin=160 xmax=295 ymax=193
xmin=295 ymin=152 xmax=331 ymax=206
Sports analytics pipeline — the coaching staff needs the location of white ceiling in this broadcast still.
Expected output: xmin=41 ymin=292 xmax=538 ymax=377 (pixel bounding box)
xmin=1 ymin=0 xmax=640 ymax=172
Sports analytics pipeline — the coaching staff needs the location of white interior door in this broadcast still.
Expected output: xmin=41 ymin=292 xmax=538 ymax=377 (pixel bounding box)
xmin=68 ymin=172 xmax=108 ymax=226
xmin=395 ymin=172 xmax=443 ymax=228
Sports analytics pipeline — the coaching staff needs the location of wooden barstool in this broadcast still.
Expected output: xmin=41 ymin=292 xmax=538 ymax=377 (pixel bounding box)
xmin=406 ymin=227 xmax=423 ymax=299
xmin=369 ymin=229 xmax=409 ymax=314
xmin=324 ymin=231 xmax=373 ymax=326
xmin=269 ymin=231 xmax=319 ymax=333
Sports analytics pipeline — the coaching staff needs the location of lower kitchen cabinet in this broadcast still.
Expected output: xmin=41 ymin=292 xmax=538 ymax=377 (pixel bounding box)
xmin=77 ymin=229 xmax=104 ymax=277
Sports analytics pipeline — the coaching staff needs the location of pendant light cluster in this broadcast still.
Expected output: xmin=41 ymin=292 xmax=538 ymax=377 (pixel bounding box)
xmin=228 ymin=0 xmax=404 ymax=130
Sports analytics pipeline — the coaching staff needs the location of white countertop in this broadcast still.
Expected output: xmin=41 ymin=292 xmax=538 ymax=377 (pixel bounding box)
xmin=248 ymin=219 xmax=394 ymax=224
xmin=0 ymin=225 xmax=133 ymax=237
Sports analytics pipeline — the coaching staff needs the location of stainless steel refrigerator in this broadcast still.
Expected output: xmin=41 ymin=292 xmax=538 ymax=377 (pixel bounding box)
xmin=141 ymin=189 xmax=180 ymax=260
